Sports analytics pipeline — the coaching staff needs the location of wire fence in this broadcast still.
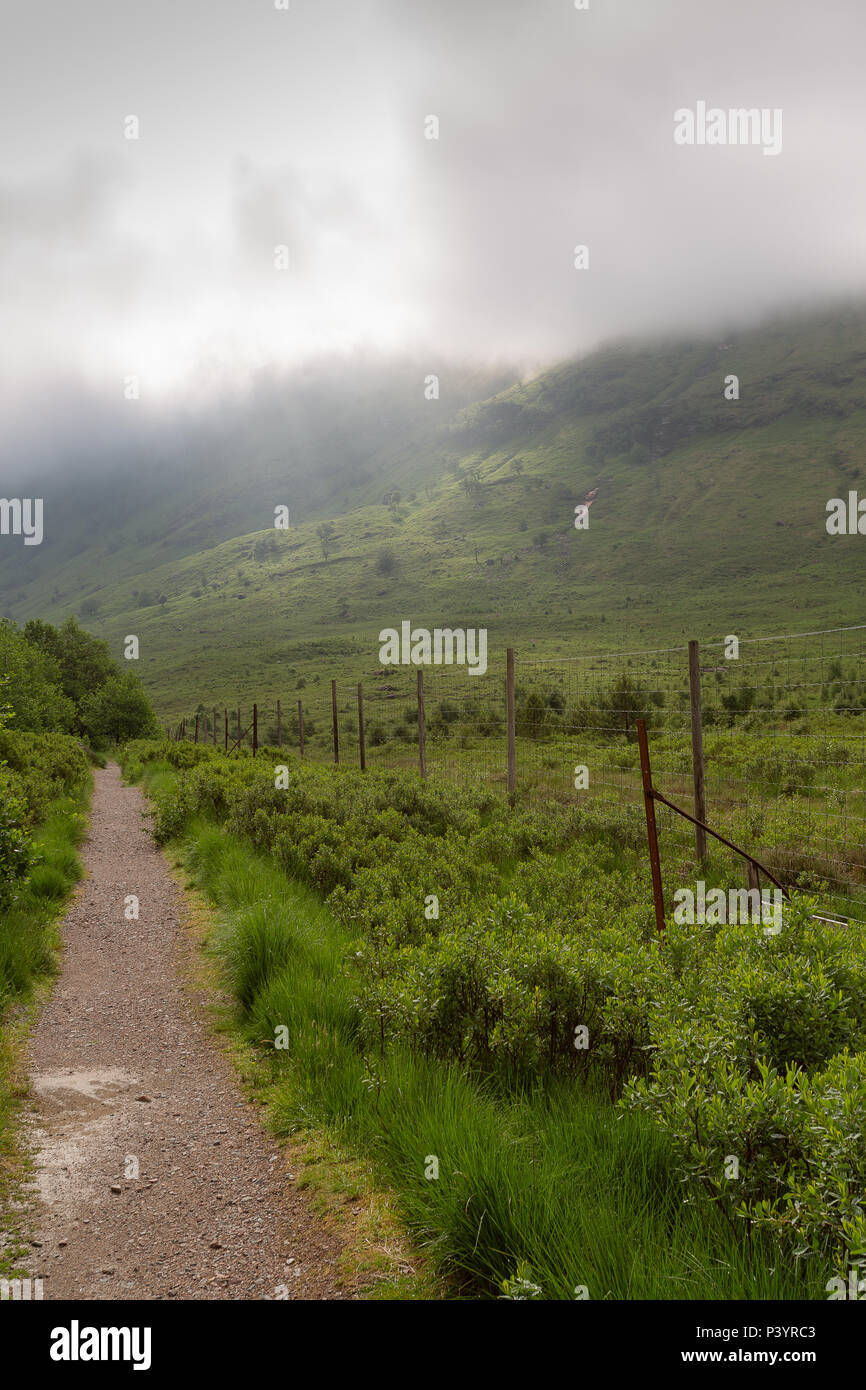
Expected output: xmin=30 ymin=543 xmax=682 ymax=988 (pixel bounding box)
xmin=169 ymin=623 xmax=866 ymax=926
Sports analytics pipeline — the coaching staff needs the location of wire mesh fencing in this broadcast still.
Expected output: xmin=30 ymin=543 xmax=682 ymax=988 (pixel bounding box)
xmin=172 ymin=622 xmax=866 ymax=924
xmin=512 ymin=625 xmax=866 ymax=924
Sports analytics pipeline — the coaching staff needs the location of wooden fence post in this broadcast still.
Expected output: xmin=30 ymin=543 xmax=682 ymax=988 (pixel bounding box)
xmin=276 ymin=699 xmax=282 ymax=748
xmin=194 ymin=714 xmax=199 ymax=744
xmin=417 ymin=670 xmax=427 ymax=780
xmin=357 ymin=683 xmax=366 ymax=771
xmin=237 ymin=707 xmax=241 ymax=749
xmin=213 ymin=709 xmax=217 ymax=746
xmin=637 ymin=719 xmax=666 ymax=936
xmin=252 ymin=703 xmax=258 ymax=757
xmin=506 ymin=647 xmax=516 ymax=805
xmin=224 ymin=708 xmax=228 ymax=751
xmin=298 ymin=700 xmax=305 ymax=758
xmin=687 ymin=639 xmax=708 ymax=863
xmin=331 ymin=680 xmax=339 ymax=764
xmin=181 ymin=719 xmax=185 ymax=741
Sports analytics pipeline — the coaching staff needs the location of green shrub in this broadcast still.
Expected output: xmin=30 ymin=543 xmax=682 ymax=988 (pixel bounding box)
xmin=0 ymin=765 xmax=31 ymax=910
xmin=625 ymin=899 xmax=866 ymax=1274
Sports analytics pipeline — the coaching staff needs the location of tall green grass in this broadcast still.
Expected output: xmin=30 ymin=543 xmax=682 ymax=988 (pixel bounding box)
xmin=172 ymin=799 xmax=824 ymax=1301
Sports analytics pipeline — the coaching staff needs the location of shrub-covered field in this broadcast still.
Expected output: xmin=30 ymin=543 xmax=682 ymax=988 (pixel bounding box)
xmin=122 ymin=737 xmax=866 ymax=1298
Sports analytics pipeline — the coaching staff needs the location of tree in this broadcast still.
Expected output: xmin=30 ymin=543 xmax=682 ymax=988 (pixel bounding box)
xmin=375 ymin=546 xmax=398 ymax=577
xmin=720 ymin=685 xmax=756 ymax=725
xmin=597 ymin=674 xmax=654 ymax=741
xmin=516 ymin=691 xmax=549 ymax=739
xmin=0 ymin=621 xmax=75 ymax=732
xmin=80 ymin=671 xmax=159 ymax=745
xmin=23 ymin=616 xmax=114 ymax=713
xmin=316 ymin=522 xmax=336 ymax=559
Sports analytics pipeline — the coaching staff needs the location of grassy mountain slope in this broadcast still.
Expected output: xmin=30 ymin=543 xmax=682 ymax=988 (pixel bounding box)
xmin=2 ymin=305 xmax=865 ymax=719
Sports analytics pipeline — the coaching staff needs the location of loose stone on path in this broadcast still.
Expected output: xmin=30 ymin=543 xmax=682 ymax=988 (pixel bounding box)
xmin=18 ymin=763 xmax=346 ymax=1300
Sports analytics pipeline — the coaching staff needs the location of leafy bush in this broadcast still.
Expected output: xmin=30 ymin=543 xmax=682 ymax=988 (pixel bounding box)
xmin=625 ymin=899 xmax=866 ymax=1275
xmin=0 ymin=764 xmax=31 ymax=910
xmin=0 ymin=692 xmax=88 ymax=908
xmin=0 ymin=622 xmax=74 ymax=732
xmin=0 ymin=716 xmax=88 ymax=1021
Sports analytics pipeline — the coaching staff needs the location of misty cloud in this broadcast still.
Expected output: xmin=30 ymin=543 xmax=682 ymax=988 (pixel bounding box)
xmin=1 ymin=0 xmax=865 ymax=409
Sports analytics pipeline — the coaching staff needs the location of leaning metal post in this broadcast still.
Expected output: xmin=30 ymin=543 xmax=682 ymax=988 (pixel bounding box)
xmin=637 ymin=719 xmax=666 ymax=936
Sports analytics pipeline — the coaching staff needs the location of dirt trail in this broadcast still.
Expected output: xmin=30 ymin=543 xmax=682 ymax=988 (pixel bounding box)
xmin=18 ymin=763 xmax=345 ymax=1300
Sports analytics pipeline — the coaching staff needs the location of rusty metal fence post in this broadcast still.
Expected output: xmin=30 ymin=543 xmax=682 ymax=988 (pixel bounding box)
xmin=637 ymin=719 xmax=666 ymax=935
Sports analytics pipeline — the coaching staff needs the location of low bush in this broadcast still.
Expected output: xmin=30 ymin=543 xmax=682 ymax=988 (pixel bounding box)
xmin=124 ymin=742 xmax=866 ymax=1285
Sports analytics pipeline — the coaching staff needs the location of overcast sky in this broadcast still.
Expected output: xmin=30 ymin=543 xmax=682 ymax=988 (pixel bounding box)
xmin=2 ymin=0 xmax=866 ymax=415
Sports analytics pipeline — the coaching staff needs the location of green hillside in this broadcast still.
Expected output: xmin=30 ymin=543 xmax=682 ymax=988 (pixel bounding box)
xmin=3 ymin=304 xmax=866 ymax=719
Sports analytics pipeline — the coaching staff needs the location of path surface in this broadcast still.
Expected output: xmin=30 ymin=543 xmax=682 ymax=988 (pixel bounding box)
xmin=20 ymin=764 xmax=345 ymax=1300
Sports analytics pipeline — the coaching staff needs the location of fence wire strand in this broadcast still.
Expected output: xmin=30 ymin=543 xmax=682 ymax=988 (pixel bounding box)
xmin=176 ymin=624 xmax=866 ymax=925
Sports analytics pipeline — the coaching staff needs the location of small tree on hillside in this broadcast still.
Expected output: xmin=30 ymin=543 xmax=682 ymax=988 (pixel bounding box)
xmin=316 ymin=522 xmax=336 ymax=559
xmin=80 ymin=671 xmax=159 ymax=745
xmin=375 ymin=546 xmax=398 ymax=577
xmin=597 ymin=674 xmax=654 ymax=741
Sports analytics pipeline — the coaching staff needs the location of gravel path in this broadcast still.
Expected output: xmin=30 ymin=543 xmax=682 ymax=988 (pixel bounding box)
xmin=20 ymin=763 xmax=346 ymax=1300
